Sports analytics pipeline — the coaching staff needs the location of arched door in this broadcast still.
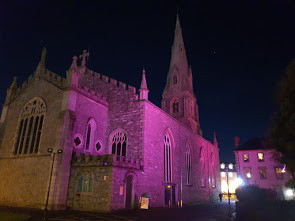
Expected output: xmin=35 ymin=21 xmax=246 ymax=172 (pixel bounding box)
xmin=125 ymin=175 xmax=133 ymax=209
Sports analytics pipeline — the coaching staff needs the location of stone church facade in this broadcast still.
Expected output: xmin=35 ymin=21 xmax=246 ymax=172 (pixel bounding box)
xmin=0 ymin=16 xmax=220 ymax=212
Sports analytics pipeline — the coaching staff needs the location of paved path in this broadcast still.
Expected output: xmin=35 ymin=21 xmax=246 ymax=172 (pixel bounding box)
xmin=0 ymin=201 xmax=235 ymax=221
xmin=44 ymin=202 xmax=235 ymax=221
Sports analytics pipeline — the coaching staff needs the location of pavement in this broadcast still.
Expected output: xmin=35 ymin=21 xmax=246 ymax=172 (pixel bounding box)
xmin=0 ymin=201 xmax=236 ymax=221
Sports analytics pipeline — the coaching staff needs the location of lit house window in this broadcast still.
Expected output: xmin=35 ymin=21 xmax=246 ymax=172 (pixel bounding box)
xmin=228 ymin=172 xmax=233 ymax=178
xmin=14 ymin=97 xmax=46 ymax=155
xmin=259 ymin=168 xmax=267 ymax=179
xmin=228 ymin=164 xmax=234 ymax=169
xmin=111 ymin=129 xmax=127 ymax=157
xmin=243 ymin=153 xmax=249 ymax=162
xmin=258 ymin=152 xmax=264 ymax=161
xmin=220 ymin=164 xmax=225 ymax=169
xmin=244 ymin=168 xmax=251 ymax=179
xmin=221 ymin=172 xmax=226 ymax=177
xmin=275 ymin=167 xmax=284 ymax=179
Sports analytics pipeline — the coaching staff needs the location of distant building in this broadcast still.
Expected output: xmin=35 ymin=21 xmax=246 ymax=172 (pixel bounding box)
xmin=234 ymin=137 xmax=292 ymax=199
xmin=220 ymin=163 xmax=238 ymax=194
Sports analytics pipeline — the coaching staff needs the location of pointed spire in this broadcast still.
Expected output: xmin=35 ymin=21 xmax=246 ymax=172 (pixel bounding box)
xmin=40 ymin=47 xmax=47 ymax=66
xmin=70 ymin=55 xmax=78 ymax=70
xmin=140 ymin=68 xmax=148 ymax=90
xmin=10 ymin=76 xmax=17 ymax=89
xmin=214 ymin=132 xmax=218 ymax=146
xmin=36 ymin=47 xmax=47 ymax=75
xmin=139 ymin=67 xmax=149 ymax=100
xmin=169 ymin=14 xmax=189 ymax=75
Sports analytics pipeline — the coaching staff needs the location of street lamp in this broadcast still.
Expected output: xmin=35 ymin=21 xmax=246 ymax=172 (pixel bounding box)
xmin=44 ymin=148 xmax=63 ymax=220
xmin=225 ymin=164 xmax=231 ymax=217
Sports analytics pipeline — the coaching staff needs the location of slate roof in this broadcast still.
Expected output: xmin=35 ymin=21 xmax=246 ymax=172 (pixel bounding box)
xmin=236 ymin=137 xmax=273 ymax=151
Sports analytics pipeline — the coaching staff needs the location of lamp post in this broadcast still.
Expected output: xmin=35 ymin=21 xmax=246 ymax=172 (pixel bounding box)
xmin=44 ymin=148 xmax=63 ymax=220
xmin=226 ymin=165 xmax=231 ymax=217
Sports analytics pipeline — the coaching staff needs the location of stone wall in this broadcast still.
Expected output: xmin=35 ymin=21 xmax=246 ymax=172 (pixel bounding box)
xmin=141 ymin=101 xmax=220 ymax=206
xmin=67 ymin=154 xmax=143 ymax=212
xmin=0 ymin=155 xmax=52 ymax=208
xmin=0 ymin=77 xmax=66 ymax=209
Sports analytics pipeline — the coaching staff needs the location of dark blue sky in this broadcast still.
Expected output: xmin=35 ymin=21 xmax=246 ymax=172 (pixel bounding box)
xmin=0 ymin=0 xmax=294 ymax=163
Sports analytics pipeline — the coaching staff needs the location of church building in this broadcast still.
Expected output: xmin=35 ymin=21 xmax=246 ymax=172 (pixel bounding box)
xmin=0 ymin=16 xmax=220 ymax=211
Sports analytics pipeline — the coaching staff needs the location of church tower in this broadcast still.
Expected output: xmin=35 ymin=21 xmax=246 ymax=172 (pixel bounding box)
xmin=161 ymin=15 xmax=202 ymax=135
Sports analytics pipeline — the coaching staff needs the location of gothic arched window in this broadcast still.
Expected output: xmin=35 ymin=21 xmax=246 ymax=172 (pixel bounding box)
xmin=110 ymin=129 xmax=127 ymax=157
xmin=186 ymin=146 xmax=192 ymax=185
xmin=173 ymin=102 xmax=179 ymax=114
xmin=14 ymin=97 xmax=46 ymax=155
xmin=173 ymin=76 xmax=177 ymax=85
xmin=85 ymin=118 xmax=96 ymax=151
xmin=164 ymin=132 xmax=173 ymax=182
xmin=200 ymin=147 xmax=206 ymax=187
xmin=210 ymin=153 xmax=216 ymax=188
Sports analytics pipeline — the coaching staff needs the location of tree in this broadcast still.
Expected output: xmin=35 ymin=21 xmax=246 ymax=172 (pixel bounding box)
xmin=271 ymin=58 xmax=295 ymax=187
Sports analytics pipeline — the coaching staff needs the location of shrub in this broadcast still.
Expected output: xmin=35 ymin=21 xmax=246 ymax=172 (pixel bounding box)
xmin=236 ymin=185 xmax=277 ymax=202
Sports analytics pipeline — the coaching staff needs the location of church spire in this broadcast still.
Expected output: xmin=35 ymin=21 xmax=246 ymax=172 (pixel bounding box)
xmin=168 ymin=14 xmax=189 ymax=78
xmin=161 ymin=15 xmax=202 ymax=135
xmin=139 ymin=68 xmax=149 ymax=100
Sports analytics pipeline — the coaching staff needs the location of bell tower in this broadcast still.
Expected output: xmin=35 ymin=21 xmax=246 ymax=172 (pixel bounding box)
xmin=161 ymin=15 xmax=202 ymax=135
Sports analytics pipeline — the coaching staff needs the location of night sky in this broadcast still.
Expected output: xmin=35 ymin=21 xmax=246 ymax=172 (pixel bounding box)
xmin=1 ymin=0 xmax=294 ymax=163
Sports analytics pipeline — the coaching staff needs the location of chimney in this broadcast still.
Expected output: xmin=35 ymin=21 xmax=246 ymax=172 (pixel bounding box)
xmin=234 ymin=136 xmax=240 ymax=148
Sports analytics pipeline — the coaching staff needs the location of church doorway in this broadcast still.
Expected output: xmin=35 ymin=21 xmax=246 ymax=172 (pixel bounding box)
xmin=125 ymin=175 xmax=133 ymax=209
xmin=164 ymin=185 xmax=176 ymax=206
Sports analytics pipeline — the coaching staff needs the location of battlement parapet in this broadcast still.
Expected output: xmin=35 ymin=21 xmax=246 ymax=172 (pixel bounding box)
xmin=77 ymin=86 xmax=108 ymax=107
xmin=72 ymin=153 xmax=143 ymax=170
xmin=80 ymin=67 xmax=139 ymax=98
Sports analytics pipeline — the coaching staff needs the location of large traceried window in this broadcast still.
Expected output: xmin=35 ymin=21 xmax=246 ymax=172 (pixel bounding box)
xmin=111 ymin=129 xmax=127 ymax=157
xmin=14 ymin=97 xmax=46 ymax=155
xmin=164 ymin=132 xmax=173 ymax=182
xmin=85 ymin=118 xmax=96 ymax=151
xmin=186 ymin=146 xmax=192 ymax=185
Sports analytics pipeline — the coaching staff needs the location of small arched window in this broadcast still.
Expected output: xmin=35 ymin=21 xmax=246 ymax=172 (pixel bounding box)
xmin=186 ymin=146 xmax=192 ymax=185
xmin=164 ymin=132 xmax=173 ymax=182
xmin=14 ymin=97 xmax=46 ymax=155
xmin=173 ymin=76 xmax=177 ymax=85
xmin=173 ymin=102 xmax=179 ymax=114
xmin=110 ymin=129 xmax=127 ymax=157
xmin=85 ymin=118 xmax=96 ymax=151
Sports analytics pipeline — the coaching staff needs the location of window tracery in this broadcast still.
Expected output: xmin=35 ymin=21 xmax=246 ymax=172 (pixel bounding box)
xmin=14 ymin=97 xmax=46 ymax=155
xmin=111 ymin=130 xmax=127 ymax=157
